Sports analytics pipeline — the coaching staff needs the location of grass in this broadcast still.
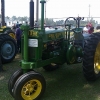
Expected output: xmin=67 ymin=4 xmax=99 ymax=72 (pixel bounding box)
xmin=1 ymin=54 xmax=100 ymax=100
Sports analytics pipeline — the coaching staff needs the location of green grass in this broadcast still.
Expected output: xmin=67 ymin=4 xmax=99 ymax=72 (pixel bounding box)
xmin=1 ymin=54 xmax=100 ymax=100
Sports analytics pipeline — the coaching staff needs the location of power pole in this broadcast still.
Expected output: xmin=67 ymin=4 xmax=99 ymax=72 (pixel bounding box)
xmin=30 ymin=0 xmax=34 ymax=27
xmin=36 ymin=0 xmax=39 ymax=22
xmin=45 ymin=2 xmax=46 ymax=23
xmin=1 ymin=0 xmax=5 ymax=26
xmin=89 ymin=4 xmax=90 ymax=21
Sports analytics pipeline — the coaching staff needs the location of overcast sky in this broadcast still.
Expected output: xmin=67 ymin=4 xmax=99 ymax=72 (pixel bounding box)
xmin=0 ymin=0 xmax=100 ymax=22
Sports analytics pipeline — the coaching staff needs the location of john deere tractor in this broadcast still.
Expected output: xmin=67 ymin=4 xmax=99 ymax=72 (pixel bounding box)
xmin=0 ymin=0 xmax=17 ymax=64
xmin=0 ymin=0 xmax=16 ymax=39
xmin=0 ymin=26 xmax=15 ymax=39
xmin=8 ymin=0 xmax=100 ymax=100
xmin=0 ymin=33 xmax=17 ymax=64
xmin=0 ymin=26 xmax=17 ymax=64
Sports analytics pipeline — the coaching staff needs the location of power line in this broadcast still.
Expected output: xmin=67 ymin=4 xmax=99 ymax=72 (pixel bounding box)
xmin=46 ymin=17 xmax=100 ymax=19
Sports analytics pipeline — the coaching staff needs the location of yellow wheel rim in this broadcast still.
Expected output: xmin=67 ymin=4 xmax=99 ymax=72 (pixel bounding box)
xmin=94 ymin=42 xmax=100 ymax=74
xmin=21 ymin=79 xmax=42 ymax=100
xmin=9 ymin=33 xmax=15 ymax=39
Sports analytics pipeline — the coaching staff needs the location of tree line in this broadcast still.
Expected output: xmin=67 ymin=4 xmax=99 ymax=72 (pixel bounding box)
xmin=0 ymin=14 xmax=98 ymax=27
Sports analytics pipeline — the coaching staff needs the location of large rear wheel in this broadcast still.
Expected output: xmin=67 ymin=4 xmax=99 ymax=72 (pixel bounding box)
xmin=83 ymin=33 xmax=100 ymax=81
xmin=0 ymin=34 xmax=17 ymax=63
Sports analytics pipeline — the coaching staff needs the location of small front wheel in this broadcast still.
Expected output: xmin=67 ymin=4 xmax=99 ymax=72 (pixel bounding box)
xmin=13 ymin=71 xmax=46 ymax=100
xmin=8 ymin=69 xmax=23 ymax=97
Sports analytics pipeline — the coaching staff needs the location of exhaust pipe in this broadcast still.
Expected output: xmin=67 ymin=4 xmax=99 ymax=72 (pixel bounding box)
xmin=30 ymin=0 xmax=34 ymax=28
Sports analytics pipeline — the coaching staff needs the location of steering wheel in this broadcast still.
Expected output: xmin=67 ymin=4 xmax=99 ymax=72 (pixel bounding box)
xmin=65 ymin=17 xmax=77 ymax=29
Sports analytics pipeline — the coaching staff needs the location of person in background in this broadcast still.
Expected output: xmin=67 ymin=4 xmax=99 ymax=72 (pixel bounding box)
xmin=12 ymin=23 xmax=16 ymax=33
xmin=25 ymin=21 xmax=28 ymax=25
xmin=88 ymin=26 xmax=94 ymax=34
xmin=83 ymin=23 xmax=94 ymax=34
xmin=15 ymin=25 xmax=22 ymax=53
xmin=16 ymin=21 xmax=19 ymax=28
xmin=5 ymin=23 xmax=7 ymax=26
xmin=34 ymin=20 xmax=39 ymax=27
xmin=88 ymin=23 xmax=94 ymax=34
xmin=83 ymin=24 xmax=90 ymax=34
xmin=96 ymin=26 xmax=100 ymax=32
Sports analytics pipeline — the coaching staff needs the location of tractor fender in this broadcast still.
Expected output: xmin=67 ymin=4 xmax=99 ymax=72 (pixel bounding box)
xmin=66 ymin=44 xmax=76 ymax=64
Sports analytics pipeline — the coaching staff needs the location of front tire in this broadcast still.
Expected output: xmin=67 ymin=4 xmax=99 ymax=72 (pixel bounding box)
xmin=83 ymin=33 xmax=100 ymax=81
xmin=8 ymin=69 xmax=23 ymax=97
xmin=13 ymin=71 xmax=46 ymax=100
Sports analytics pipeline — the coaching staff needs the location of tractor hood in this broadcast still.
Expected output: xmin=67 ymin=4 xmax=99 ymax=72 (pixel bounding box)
xmin=0 ymin=26 xmax=11 ymax=33
xmin=44 ymin=28 xmax=65 ymax=41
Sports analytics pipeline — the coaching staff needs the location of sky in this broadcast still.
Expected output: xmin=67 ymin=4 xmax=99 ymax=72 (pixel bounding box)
xmin=0 ymin=0 xmax=100 ymax=22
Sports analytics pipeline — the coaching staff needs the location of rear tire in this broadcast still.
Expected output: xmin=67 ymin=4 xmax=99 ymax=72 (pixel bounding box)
xmin=83 ymin=33 xmax=100 ymax=81
xmin=0 ymin=34 xmax=17 ymax=63
xmin=5 ymin=30 xmax=15 ymax=39
xmin=0 ymin=51 xmax=3 ymax=72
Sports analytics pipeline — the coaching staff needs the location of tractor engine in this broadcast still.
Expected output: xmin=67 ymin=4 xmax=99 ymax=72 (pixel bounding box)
xmin=42 ymin=39 xmax=63 ymax=60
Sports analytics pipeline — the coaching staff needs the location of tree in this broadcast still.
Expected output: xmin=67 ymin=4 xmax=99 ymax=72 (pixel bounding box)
xmin=12 ymin=16 xmax=17 ymax=22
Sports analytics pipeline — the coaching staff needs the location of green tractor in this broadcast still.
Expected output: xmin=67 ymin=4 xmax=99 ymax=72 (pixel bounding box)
xmin=0 ymin=33 xmax=17 ymax=63
xmin=0 ymin=26 xmax=17 ymax=64
xmin=0 ymin=0 xmax=17 ymax=65
xmin=0 ymin=26 xmax=15 ymax=39
xmin=0 ymin=0 xmax=15 ymax=39
xmin=8 ymin=0 xmax=100 ymax=100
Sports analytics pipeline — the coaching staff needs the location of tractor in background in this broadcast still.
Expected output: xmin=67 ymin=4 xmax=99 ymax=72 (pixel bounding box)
xmin=8 ymin=0 xmax=100 ymax=100
xmin=0 ymin=24 xmax=17 ymax=65
xmin=0 ymin=0 xmax=17 ymax=65
xmin=0 ymin=33 xmax=17 ymax=64
xmin=0 ymin=25 xmax=15 ymax=39
xmin=0 ymin=0 xmax=16 ymax=40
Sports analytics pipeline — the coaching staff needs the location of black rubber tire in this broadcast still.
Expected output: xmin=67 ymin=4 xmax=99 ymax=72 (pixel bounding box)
xmin=83 ymin=33 xmax=100 ymax=81
xmin=13 ymin=71 xmax=46 ymax=100
xmin=0 ymin=51 xmax=3 ymax=72
xmin=8 ymin=69 xmax=36 ymax=97
xmin=8 ymin=69 xmax=23 ymax=97
xmin=43 ymin=63 xmax=59 ymax=71
xmin=0 ymin=34 xmax=17 ymax=63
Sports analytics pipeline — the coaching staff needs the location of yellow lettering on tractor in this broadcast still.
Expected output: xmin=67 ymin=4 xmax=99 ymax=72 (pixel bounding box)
xmin=0 ymin=29 xmax=3 ymax=31
xmin=48 ymin=34 xmax=55 ymax=39
xmin=48 ymin=32 xmax=63 ymax=39
xmin=29 ymin=30 xmax=38 ymax=37
xmin=55 ymin=33 xmax=62 ymax=38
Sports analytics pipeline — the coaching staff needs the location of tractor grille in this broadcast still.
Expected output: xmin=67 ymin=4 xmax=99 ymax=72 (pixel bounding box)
xmin=28 ymin=47 xmax=35 ymax=61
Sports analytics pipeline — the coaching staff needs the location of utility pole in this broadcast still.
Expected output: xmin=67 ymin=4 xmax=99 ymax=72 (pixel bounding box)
xmin=89 ymin=4 xmax=90 ymax=21
xmin=30 ymin=0 xmax=34 ymax=27
xmin=36 ymin=0 xmax=39 ymax=22
xmin=45 ymin=0 xmax=50 ymax=24
xmin=1 ymin=0 xmax=5 ymax=26
xmin=45 ymin=2 xmax=46 ymax=23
